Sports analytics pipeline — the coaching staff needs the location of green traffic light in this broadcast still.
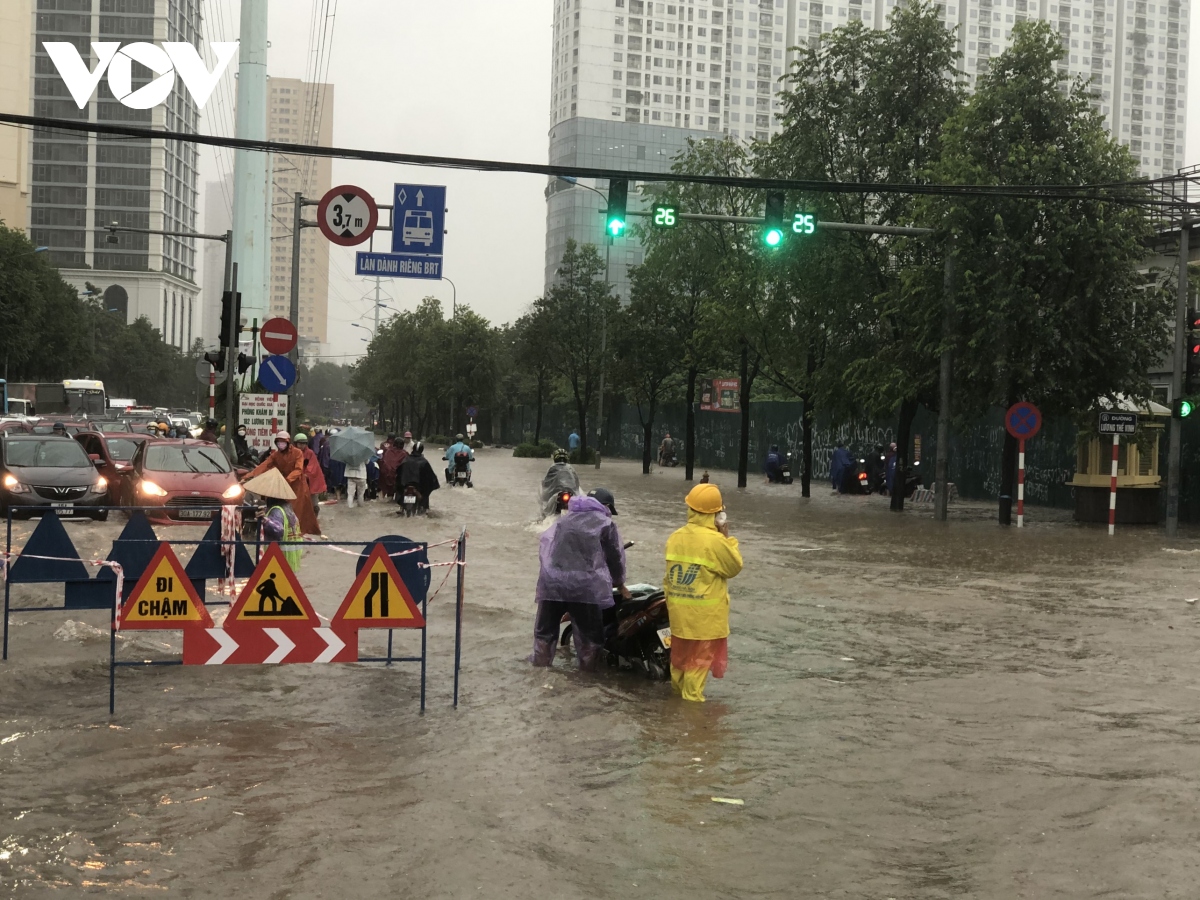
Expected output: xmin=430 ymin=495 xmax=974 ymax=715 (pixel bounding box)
xmin=764 ymin=228 xmax=783 ymax=248
xmin=1181 ymin=399 xmax=1194 ymax=418
xmin=607 ymin=218 xmax=626 ymax=237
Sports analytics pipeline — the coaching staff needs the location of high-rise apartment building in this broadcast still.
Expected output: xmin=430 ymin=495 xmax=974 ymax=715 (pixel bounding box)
xmin=200 ymin=173 xmax=232 ymax=347
xmin=0 ymin=0 xmax=32 ymax=231
xmin=29 ymin=0 xmax=202 ymax=349
xmin=546 ymin=0 xmax=1189 ymax=295
xmin=266 ymin=77 xmax=333 ymax=352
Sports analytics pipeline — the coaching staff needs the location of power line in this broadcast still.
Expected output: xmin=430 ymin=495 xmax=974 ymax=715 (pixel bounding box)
xmin=0 ymin=112 xmax=1185 ymax=209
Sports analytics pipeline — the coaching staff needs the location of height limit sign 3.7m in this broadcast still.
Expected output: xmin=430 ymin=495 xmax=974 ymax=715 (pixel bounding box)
xmin=355 ymin=183 xmax=446 ymax=281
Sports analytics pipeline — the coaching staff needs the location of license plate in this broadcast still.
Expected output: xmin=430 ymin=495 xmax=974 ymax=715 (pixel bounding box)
xmin=176 ymin=508 xmax=215 ymax=519
xmin=657 ymin=626 xmax=672 ymax=650
xmin=51 ymin=502 xmax=74 ymax=515
xmin=403 ymin=496 xmax=416 ymax=504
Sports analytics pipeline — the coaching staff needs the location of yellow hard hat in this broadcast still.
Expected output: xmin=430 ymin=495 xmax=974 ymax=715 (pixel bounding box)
xmin=685 ymin=483 xmax=723 ymax=514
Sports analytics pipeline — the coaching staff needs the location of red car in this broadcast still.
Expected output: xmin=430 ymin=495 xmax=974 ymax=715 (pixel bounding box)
xmin=75 ymin=431 xmax=154 ymax=504
xmin=120 ymin=439 xmax=244 ymax=523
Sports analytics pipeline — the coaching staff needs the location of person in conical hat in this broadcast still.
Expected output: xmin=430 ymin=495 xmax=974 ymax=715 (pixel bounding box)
xmin=242 ymin=468 xmax=303 ymax=571
xmin=662 ymin=483 xmax=744 ymax=702
xmin=244 ymin=430 xmax=319 ymax=535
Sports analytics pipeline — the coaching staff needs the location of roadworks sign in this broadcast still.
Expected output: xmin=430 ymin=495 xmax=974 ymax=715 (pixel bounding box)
xmin=331 ymin=543 xmax=425 ymax=629
xmin=119 ymin=543 xmax=212 ymax=630
xmin=228 ymin=544 xmax=319 ymax=624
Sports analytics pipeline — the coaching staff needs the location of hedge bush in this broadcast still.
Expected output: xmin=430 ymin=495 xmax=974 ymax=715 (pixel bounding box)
xmin=512 ymin=440 xmax=557 ymax=458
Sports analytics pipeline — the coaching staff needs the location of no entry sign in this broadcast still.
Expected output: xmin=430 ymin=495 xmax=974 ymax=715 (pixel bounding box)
xmin=317 ymin=184 xmax=378 ymax=247
xmin=260 ymin=317 xmax=298 ymax=355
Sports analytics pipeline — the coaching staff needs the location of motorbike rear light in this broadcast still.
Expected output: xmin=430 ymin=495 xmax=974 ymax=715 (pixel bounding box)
xmin=559 ymin=491 xmax=571 ymax=503
xmin=858 ymin=472 xmax=868 ymax=481
xmin=140 ymin=480 xmax=168 ymax=497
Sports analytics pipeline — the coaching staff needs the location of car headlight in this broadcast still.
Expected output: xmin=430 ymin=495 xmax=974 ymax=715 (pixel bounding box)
xmin=91 ymin=476 xmax=108 ymax=494
xmin=222 ymin=483 xmax=244 ymax=500
xmin=2 ymin=474 xmax=29 ymax=494
xmin=140 ymin=480 xmax=168 ymax=497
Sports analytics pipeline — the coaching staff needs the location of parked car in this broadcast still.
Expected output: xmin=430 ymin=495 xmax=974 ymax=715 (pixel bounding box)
xmin=0 ymin=419 xmax=30 ymax=435
xmin=75 ymin=431 xmax=153 ymax=504
xmin=120 ymin=439 xmax=243 ymax=523
xmin=29 ymin=418 xmax=91 ymax=436
xmin=92 ymin=420 xmax=134 ymax=434
xmin=0 ymin=435 xmax=109 ymax=521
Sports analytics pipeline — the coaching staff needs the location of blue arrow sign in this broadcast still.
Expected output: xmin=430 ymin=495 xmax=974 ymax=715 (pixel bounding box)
xmin=355 ymin=251 xmax=442 ymax=280
xmin=258 ymin=354 xmax=296 ymax=393
xmin=391 ymin=184 xmax=446 ymax=257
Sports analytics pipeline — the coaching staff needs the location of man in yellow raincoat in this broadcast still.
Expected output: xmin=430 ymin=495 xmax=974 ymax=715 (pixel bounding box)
xmin=663 ymin=483 xmax=743 ymax=701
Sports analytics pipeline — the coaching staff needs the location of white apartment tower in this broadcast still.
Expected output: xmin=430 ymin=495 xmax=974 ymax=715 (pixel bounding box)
xmin=546 ymin=0 xmax=1189 ymax=294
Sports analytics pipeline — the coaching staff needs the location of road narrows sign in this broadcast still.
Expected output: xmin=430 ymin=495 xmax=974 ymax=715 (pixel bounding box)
xmin=317 ymin=184 xmax=378 ymax=246
xmin=119 ymin=543 xmax=213 ymax=630
xmin=332 ymin=543 xmax=426 ymax=629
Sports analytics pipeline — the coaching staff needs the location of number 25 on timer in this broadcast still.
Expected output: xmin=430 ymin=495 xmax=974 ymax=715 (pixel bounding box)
xmin=792 ymin=213 xmax=816 ymax=235
xmin=653 ymin=205 xmax=677 ymax=228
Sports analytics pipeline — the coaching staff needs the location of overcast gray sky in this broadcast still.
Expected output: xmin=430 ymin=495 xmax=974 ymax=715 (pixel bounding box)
xmin=198 ymin=0 xmax=1200 ymax=363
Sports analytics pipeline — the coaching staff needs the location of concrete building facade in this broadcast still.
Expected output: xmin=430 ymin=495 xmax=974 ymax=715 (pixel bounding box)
xmin=546 ymin=0 xmax=1190 ymax=295
xmin=267 ymin=77 xmax=333 ymax=351
xmin=0 ymin=0 xmax=32 ymax=232
xmin=29 ymin=0 xmax=203 ymax=350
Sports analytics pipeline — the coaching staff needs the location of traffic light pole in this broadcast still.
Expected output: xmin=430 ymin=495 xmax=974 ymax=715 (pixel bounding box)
xmin=1166 ymin=220 xmax=1191 ymax=538
xmin=224 ymin=263 xmax=239 ymax=461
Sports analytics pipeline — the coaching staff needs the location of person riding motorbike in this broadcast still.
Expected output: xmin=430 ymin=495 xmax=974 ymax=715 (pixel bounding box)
xmin=658 ymin=433 xmax=677 ymax=467
xmin=541 ymin=448 xmax=581 ymax=518
xmin=198 ymin=419 xmax=219 ymax=443
xmin=763 ymin=444 xmax=785 ymax=483
xmin=444 ymin=433 xmax=474 ymax=483
xmin=397 ymin=441 xmax=440 ymax=512
xmin=233 ymin=425 xmax=256 ymax=467
xmin=243 ymin=431 xmax=320 ymax=535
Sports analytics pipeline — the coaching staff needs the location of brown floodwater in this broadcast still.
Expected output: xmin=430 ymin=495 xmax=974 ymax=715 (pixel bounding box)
xmin=3 ymin=450 xmax=1200 ymax=898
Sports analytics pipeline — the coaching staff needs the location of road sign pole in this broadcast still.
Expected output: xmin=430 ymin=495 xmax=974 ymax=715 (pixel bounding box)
xmin=208 ymin=369 xmax=215 ymax=421
xmin=1166 ymin=222 xmax=1190 ymax=538
xmin=223 ymin=263 xmax=239 ymax=461
xmin=288 ymin=192 xmax=303 ymax=433
xmin=1017 ymin=439 xmax=1025 ymax=528
xmin=1109 ymin=434 xmax=1119 ymax=536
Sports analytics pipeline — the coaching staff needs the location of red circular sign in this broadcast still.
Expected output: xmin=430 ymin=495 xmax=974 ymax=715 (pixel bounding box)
xmin=260 ymin=317 xmax=298 ymax=355
xmin=317 ymin=185 xmax=379 ymax=247
xmin=1005 ymin=401 xmax=1042 ymax=440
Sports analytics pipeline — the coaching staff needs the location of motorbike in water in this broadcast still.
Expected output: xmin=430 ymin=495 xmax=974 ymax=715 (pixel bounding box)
xmin=447 ymin=451 xmax=473 ymax=488
xmin=782 ymin=451 xmax=794 ymax=485
xmin=400 ymin=483 xmax=427 ymax=517
xmin=658 ymin=446 xmax=679 ymax=468
xmin=560 ymin=585 xmax=672 ymax=680
xmin=554 ymin=489 xmax=573 ymax=514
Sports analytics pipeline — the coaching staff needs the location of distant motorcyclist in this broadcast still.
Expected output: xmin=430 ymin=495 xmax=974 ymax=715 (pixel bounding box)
xmin=397 ymin=441 xmax=440 ymax=512
xmin=763 ymin=444 xmax=784 ymax=483
xmin=444 ymin=433 xmax=474 ymax=482
xmin=658 ymin=432 xmax=676 ymax=467
xmin=541 ymin=449 xmax=580 ymax=517
xmin=233 ymin=425 xmax=256 ymax=467
xmin=198 ymin=419 xmax=219 ymax=443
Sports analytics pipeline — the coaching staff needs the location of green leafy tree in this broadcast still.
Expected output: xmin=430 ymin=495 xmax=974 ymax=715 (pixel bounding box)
xmin=534 ymin=240 xmax=619 ymax=455
xmin=923 ymin=21 xmax=1169 ymax=522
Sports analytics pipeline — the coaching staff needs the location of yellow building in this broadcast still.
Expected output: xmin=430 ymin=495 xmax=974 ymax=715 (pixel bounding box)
xmin=267 ymin=78 xmax=334 ymax=348
xmin=0 ymin=0 xmax=31 ymax=231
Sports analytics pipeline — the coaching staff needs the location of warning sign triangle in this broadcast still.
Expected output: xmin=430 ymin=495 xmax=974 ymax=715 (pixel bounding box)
xmin=227 ymin=543 xmax=319 ymax=624
xmin=331 ymin=543 xmax=425 ymax=629
xmin=119 ymin=543 xmax=213 ymax=630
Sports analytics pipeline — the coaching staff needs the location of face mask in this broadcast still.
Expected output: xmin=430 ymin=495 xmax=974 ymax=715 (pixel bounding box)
xmin=276 ymin=441 xmax=288 ymax=451
xmin=237 ymin=430 xmax=246 ymax=437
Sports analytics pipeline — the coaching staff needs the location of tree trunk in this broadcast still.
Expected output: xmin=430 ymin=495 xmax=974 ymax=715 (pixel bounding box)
xmin=737 ymin=343 xmax=750 ymax=489
xmin=533 ymin=376 xmax=544 ymax=444
xmin=576 ymin=394 xmax=588 ymax=457
xmin=890 ymin=397 xmax=918 ymax=512
xmin=999 ymin=430 xmax=1018 ymax=526
xmin=685 ymin=367 xmax=698 ymax=482
xmin=801 ymin=391 xmax=813 ymax=498
xmin=642 ymin=418 xmax=652 ymax=474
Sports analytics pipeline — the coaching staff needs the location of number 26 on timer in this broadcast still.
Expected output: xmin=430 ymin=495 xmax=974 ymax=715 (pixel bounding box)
xmin=653 ymin=205 xmax=677 ymax=228
xmin=792 ymin=213 xmax=816 ymax=235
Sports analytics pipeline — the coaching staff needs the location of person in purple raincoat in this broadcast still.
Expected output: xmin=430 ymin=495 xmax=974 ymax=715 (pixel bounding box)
xmin=531 ymin=488 xmax=630 ymax=671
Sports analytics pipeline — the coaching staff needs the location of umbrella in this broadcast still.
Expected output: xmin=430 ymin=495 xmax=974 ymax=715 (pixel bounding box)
xmin=325 ymin=426 xmax=377 ymax=467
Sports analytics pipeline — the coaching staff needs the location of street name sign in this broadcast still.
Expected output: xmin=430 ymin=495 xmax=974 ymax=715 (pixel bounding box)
xmin=1099 ymin=411 xmax=1138 ymax=434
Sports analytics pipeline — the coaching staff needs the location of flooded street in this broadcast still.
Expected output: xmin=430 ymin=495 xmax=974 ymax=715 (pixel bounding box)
xmin=3 ymin=449 xmax=1200 ymax=898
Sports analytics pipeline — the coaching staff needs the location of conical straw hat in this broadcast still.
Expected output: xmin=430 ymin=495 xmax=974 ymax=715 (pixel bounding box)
xmin=242 ymin=467 xmax=296 ymax=501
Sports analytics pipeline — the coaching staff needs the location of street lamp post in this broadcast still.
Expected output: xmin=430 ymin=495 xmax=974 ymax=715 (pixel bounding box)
xmin=444 ymin=276 xmax=459 ymax=434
